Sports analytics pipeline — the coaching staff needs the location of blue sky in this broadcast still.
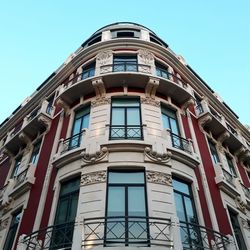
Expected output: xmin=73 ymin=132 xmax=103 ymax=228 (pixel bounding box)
xmin=0 ymin=1 xmax=249 ymax=126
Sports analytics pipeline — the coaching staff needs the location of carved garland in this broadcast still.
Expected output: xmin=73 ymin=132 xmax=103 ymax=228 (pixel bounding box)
xmin=81 ymin=170 xmax=107 ymax=186
xmin=81 ymin=146 xmax=108 ymax=164
xmin=140 ymin=97 xmax=160 ymax=107
xmin=144 ymin=146 xmax=172 ymax=163
xmin=146 ymin=171 xmax=172 ymax=186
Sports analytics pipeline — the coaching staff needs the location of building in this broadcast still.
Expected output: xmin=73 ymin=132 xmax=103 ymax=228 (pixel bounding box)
xmin=0 ymin=22 xmax=250 ymax=250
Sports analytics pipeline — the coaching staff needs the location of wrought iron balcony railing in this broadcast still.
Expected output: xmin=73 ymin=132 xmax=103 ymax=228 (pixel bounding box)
xmin=13 ymin=168 xmax=28 ymax=188
xmin=22 ymin=221 xmax=75 ymax=250
xmin=179 ymin=221 xmax=230 ymax=249
xmin=83 ymin=216 xmax=172 ymax=247
xmin=222 ymin=168 xmax=235 ymax=187
xmin=170 ymin=132 xmax=192 ymax=154
xmin=60 ymin=132 xmax=83 ymax=154
xmin=110 ymin=125 xmax=143 ymax=140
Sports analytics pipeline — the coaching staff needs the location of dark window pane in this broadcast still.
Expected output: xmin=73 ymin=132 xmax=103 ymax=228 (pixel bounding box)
xmin=109 ymin=172 xmax=144 ymax=184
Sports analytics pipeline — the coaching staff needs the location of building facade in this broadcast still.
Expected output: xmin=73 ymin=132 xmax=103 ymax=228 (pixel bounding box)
xmin=0 ymin=22 xmax=250 ymax=250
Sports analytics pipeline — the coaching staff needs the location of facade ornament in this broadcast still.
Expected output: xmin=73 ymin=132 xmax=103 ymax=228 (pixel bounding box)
xmin=217 ymin=131 xmax=230 ymax=144
xmin=235 ymin=196 xmax=246 ymax=214
xmin=81 ymin=170 xmax=107 ymax=186
xmin=138 ymin=49 xmax=154 ymax=65
xmin=144 ymin=146 xmax=172 ymax=164
xmin=91 ymin=97 xmax=111 ymax=107
xmin=145 ymin=77 xmax=159 ymax=98
xmin=241 ymin=218 xmax=250 ymax=230
xmin=81 ymin=146 xmax=108 ymax=164
xmin=146 ymin=171 xmax=172 ymax=186
xmin=38 ymin=115 xmax=51 ymax=131
xmin=140 ymin=97 xmax=160 ymax=107
xmin=18 ymin=132 xmax=31 ymax=145
xmin=198 ymin=113 xmax=212 ymax=131
xmin=92 ymin=77 xmax=106 ymax=98
xmin=56 ymin=98 xmax=70 ymax=115
xmin=181 ymin=98 xmax=195 ymax=112
xmin=0 ymin=218 xmax=9 ymax=231
xmin=96 ymin=50 xmax=113 ymax=66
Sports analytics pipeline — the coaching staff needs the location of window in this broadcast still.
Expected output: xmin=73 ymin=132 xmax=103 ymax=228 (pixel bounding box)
xmin=226 ymin=155 xmax=237 ymax=177
xmin=155 ymin=62 xmax=169 ymax=79
xmin=69 ymin=106 xmax=90 ymax=150
xmin=106 ymin=171 xmax=148 ymax=246
xmin=208 ymin=140 xmax=220 ymax=164
xmin=3 ymin=210 xmax=22 ymax=250
xmin=173 ymin=178 xmax=202 ymax=249
xmin=51 ymin=177 xmax=80 ymax=249
xmin=46 ymin=94 xmax=55 ymax=115
xmin=110 ymin=98 xmax=142 ymax=140
xmin=82 ymin=62 xmax=95 ymax=79
xmin=228 ymin=209 xmax=247 ymax=250
xmin=11 ymin=155 xmax=22 ymax=178
xmin=113 ymin=55 xmax=137 ymax=72
xmin=111 ymin=29 xmax=140 ymax=39
xmin=29 ymin=140 xmax=41 ymax=165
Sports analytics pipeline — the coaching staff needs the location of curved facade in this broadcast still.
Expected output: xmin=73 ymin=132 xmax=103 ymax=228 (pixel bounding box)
xmin=0 ymin=22 xmax=250 ymax=250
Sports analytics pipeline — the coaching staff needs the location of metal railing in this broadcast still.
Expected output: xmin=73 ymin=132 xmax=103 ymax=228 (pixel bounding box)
xmin=179 ymin=221 xmax=230 ymax=249
xmin=61 ymin=132 xmax=83 ymax=154
xmin=84 ymin=216 xmax=172 ymax=247
xmin=170 ymin=132 xmax=192 ymax=154
xmin=22 ymin=222 xmax=75 ymax=249
xmin=82 ymin=68 xmax=95 ymax=80
xmin=110 ymin=125 xmax=143 ymax=140
xmin=14 ymin=168 xmax=28 ymax=188
xmin=222 ymin=168 xmax=235 ymax=187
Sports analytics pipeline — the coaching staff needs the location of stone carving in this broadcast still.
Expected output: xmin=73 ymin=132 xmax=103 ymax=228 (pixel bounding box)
xmin=146 ymin=171 xmax=172 ymax=186
xmin=144 ymin=147 xmax=171 ymax=163
xmin=38 ymin=115 xmax=52 ymax=131
xmin=18 ymin=132 xmax=31 ymax=145
xmin=235 ymin=196 xmax=246 ymax=214
xmin=81 ymin=146 xmax=108 ymax=164
xmin=81 ymin=170 xmax=107 ymax=186
xmin=91 ymin=97 xmax=111 ymax=107
xmin=138 ymin=49 xmax=154 ymax=65
xmin=141 ymin=97 xmax=160 ymax=107
xmin=92 ymin=77 xmax=106 ymax=98
xmin=198 ymin=114 xmax=212 ymax=131
xmin=181 ymin=98 xmax=195 ymax=112
xmin=96 ymin=50 xmax=113 ymax=66
xmin=145 ymin=77 xmax=159 ymax=98
xmin=56 ymin=98 xmax=70 ymax=115
xmin=0 ymin=218 xmax=9 ymax=231
xmin=217 ymin=131 xmax=230 ymax=144
xmin=241 ymin=218 xmax=250 ymax=230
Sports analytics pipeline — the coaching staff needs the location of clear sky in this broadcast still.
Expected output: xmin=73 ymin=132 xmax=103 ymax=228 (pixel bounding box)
xmin=0 ymin=1 xmax=249 ymax=126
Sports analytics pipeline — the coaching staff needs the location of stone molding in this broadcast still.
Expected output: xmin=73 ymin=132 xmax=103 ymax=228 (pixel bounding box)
xmin=91 ymin=97 xmax=111 ymax=107
xmin=81 ymin=170 xmax=107 ymax=186
xmin=146 ymin=170 xmax=172 ymax=186
xmin=140 ymin=97 xmax=160 ymax=107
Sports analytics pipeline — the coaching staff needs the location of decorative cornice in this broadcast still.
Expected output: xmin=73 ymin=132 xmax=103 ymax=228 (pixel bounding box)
xmin=81 ymin=146 xmax=108 ymax=164
xmin=146 ymin=171 xmax=172 ymax=186
xmin=91 ymin=97 xmax=111 ymax=107
xmin=140 ymin=97 xmax=160 ymax=107
xmin=81 ymin=170 xmax=107 ymax=186
xmin=144 ymin=146 xmax=171 ymax=164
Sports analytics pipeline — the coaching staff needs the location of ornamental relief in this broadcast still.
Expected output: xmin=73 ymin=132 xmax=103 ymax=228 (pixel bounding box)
xmin=81 ymin=146 xmax=108 ymax=164
xmin=144 ymin=146 xmax=172 ymax=164
xmin=96 ymin=50 xmax=113 ymax=66
xmin=0 ymin=218 xmax=9 ymax=231
xmin=138 ymin=49 xmax=154 ymax=65
xmin=81 ymin=170 xmax=107 ymax=186
xmin=146 ymin=171 xmax=172 ymax=186
xmin=91 ymin=97 xmax=111 ymax=107
xmin=140 ymin=97 xmax=160 ymax=107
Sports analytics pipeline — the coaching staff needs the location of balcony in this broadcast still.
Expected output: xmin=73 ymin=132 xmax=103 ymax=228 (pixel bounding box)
xmin=214 ymin=163 xmax=240 ymax=198
xmin=19 ymin=217 xmax=232 ymax=250
xmin=109 ymin=125 xmax=143 ymax=140
xmin=4 ymin=100 xmax=54 ymax=154
xmin=56 ymin=62 xmax=193 ymax=107
xmin=9 ymin=164 xmax=36 ymax=199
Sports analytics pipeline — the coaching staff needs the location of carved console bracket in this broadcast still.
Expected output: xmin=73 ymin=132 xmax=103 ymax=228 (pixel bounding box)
xmin=217 ymin=131 xmax=230 ymax=144
xmin=144 ymin=146 xmax=172 ymax=164
xmin=81 ymin=146 xmax=108 ymax=164
xmin=198 ymin=113 xmax=212 ymax=131
xmin=92 ymin=77 xmax=106 ymax=99
xmin=81 ymin=170 xmax=107 ymax=186
xmin=18 ymin=132 xmax=31 ymax=145
xmin=146 ymin=171 xmax=172 ymax=186
xmin=56 ymin=98 xmax=70 ymax=115
xmin=38 ymin=115 xmax=52 ymax=132
xmin=145 ymin=77 xmax=159 ymax=99
xmin=181 ymin=98 xmax=195 ymax=112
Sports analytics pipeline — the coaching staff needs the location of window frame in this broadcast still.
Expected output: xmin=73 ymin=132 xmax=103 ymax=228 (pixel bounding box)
xmin=208 ymin=140 xmax=220 ymax=165
xmin=29 ymin=140 xmax=42 ymax=165
xmin=81 ymin=61 xmax=96 ymax=80
xmin=113 ymin=55 xmax=138 ymax=72
xmin=11 ymin=155 xmax=23 ymax=178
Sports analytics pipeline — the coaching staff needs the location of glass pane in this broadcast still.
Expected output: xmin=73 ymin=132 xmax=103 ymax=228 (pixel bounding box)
xmin=75 ymin=106 xmax=90 ymax=119
xmin=162 ymin=114 xmax=170 ymax=129
xmin=109 ymin=172 xmax=144 ymax=184
xmin=112 ymin=99 xmax=139 ymax=107
xmin=127 ymin=108 xmax=140 ymax=125
xmin=82 ymin=113 xmax=90 ymax=129
xmin=170 ymin=118 xmax=179 ymax=135
xmin=184 ymin=197 xmax=196 ymax=223
xmin=55 ymin=199 xmax=68 ymax=224
xmin=72 ymin=118 xmax=81 ymax=135
xmin=173 ymin=179 xmax=190 ymax=195
xmin=68 ymin=194 xmax=79 ymax=221
xmin=161 ymin=107 xmax=176 ymax=119
xmin=112 ymin=108 xmax=125 ymax=125
xmin=60 ymin=178 xmax=80 ymax=196
xmin=174 ymin=193 xmax=186 ymax=221
xmin=108 ymin=187 xmax=125 ymax=217
xmin=128 ymin=187 xmax=146 ymax=216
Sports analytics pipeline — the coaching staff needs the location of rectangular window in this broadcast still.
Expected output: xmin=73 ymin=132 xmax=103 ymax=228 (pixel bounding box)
xmin=11 ymin=155 xmax=22 ymax=178
xmin=106 ymin=171 xmax=148 ymax=246
xmin=29 ymin=140 xmax=41 ymax=165
xmin=156 ymin=62 xmax=169 ymax=79
xmin=228 ymin=209 xmax=247 ymax=250
xmin=113 ymin=55 xmax=137 ymax=72
xmin=51 ymin=177 xmax=80 ymax=249
xmin=3 ymin=210 xmax=22 ymax=250
xmin=69 ymin=106 xmax=90 ymax=150
xmin=110 ymin=98 xmax=142 ymax=140
xmin=82 ymin=62 xmax=95 ymax=80
xmin=46 ymin=94 xmax=55 ymax=115
xmin=226 ymin=155 xmax=237 ymax=177
xmin=208 ymin=140 xmax=220 ymax=164
xmin=173 ymin=178 xmax=202 ymax=249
